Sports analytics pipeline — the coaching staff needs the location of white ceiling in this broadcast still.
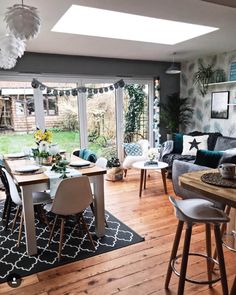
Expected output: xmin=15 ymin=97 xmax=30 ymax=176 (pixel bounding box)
xmin=1 ymin=0 xmax=236 ymax=62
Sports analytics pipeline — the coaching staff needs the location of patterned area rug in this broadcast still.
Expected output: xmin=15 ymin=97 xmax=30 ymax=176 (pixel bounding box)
xmin=0 ymin=200 xmax=144 ymax=283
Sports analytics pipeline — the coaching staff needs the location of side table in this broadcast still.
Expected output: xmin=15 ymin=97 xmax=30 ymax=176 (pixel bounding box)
xmin=132 ymin=160 xmax=168 ymax=197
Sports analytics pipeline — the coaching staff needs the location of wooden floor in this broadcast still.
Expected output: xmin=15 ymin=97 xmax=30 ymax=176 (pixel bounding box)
xmin=0 ymin=170 xmax=235 ymax=295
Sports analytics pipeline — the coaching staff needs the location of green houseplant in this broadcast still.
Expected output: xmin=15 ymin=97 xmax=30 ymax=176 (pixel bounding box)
xmin=106 ymin=157 xmax=123 ymax=182
xmin=160 ymin=92 xmax=193 ymax=136
xmin=193 ymin=60 xmax=226 ymax=96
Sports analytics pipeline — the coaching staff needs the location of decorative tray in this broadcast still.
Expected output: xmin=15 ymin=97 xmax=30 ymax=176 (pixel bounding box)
xmin=201 ymin=172 xmax=236 ymax=188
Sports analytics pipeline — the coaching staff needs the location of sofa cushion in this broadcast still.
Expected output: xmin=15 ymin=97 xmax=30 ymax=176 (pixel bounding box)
xmin=123 ymin=143 xmax=142 ymax=156
xmin=182 ymin=135 xmax=209 ymax=156
xmin=214 ymin=136 xmax=236 ymax=151
xmin=173 ymin=133 xmax=183 ymax=154
xmin=188 ymin=131 xmax=222 ymax=150
xmin=194 ymin=149 xmax=223 ymax=168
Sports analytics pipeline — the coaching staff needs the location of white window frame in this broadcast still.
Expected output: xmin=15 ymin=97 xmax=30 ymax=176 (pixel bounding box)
xmin=0 ymin=73 xmax=154 ymax=157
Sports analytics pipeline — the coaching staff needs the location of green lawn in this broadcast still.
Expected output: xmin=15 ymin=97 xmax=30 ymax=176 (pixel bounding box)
xmin=0 ymin=131 xmax=81 ymax=154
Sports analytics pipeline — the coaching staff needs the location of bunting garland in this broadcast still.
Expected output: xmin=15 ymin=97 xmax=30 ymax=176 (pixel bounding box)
xmin=31 ymin=78 xmax=125 ymax=96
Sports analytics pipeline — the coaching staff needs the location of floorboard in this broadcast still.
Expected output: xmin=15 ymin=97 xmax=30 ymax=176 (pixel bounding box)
xmin=0 ymin=169 xmax=235 ymax=294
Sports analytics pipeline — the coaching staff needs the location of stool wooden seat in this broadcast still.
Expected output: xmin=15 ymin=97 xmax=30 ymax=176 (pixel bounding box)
xmin=165 ymin=196 xmax=230 ymax=295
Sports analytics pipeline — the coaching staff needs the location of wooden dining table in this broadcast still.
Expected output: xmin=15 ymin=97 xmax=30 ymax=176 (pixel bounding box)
xmin=179 ymin=169 xmax=236 ymax=295
xmin=4 ymin=156 xmax=107 ymax=256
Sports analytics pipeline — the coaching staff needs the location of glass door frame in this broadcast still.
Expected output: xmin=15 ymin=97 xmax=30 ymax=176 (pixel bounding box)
xmin=0 ymin=73 xmax=154 ymax=159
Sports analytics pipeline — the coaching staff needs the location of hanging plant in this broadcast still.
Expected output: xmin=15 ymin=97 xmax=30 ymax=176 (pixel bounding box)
xmin=193 ymin=61 xmax=214 ymax=96
xmin=193 ymin=60 xmax=226 ymax=97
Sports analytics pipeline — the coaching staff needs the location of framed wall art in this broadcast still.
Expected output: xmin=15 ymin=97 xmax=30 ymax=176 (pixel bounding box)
xmin=211 ymin=91 xmax=229 ymax=119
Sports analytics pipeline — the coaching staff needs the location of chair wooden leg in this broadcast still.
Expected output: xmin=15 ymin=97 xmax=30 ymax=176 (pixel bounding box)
xmin=230 ymin=276 xmax=236 ymax=295
xmin=4 ymin=197 xmax=13 ymax=231
xmin=124 ymin=169 xmax=127 ymax=177
xmin=144 ymin=170 xmax=147 ymax=189
xmin=11 ymin=206 xmax=21 ymax=233
xmin=80 ymin=214 xmax=95 ymax=250
xmin=212 ymin=205 xmax=231 ymax=271
xmin=2 ymin=194 xmax=10 ymax=220
xmin=178 ymin=224 xmax=192 ymax=295
xmin=214 ymin=224 xmax=229 ymax=295
xmin=37 ymin=205 xmax=51 ymax=229
xmin=165 ymin=220 xmax=184 ymax=289
xmin=205 ymin=223 xmax=213 ymax=287
xmin=17 ymin=211 xmax=24 ymax=247
xmin=58 ymin=217 xmax=65 ymax=261
xmin=48 ymin=215 xmax=58 ymax=246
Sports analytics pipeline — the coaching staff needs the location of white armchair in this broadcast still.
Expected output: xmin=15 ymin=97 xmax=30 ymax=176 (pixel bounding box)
xmin=122 ymin=139 xmax=150 ymax=177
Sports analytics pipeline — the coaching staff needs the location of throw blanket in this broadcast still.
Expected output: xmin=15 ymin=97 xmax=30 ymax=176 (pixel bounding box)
xmin=160 ymin=140 xmax=174 ymax=161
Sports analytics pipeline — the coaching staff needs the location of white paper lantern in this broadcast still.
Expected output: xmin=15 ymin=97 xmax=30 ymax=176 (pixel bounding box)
xmin=0 ymin=53 xmax=17 ymax=69
xmin=4 ymin=3 xmax=41 ymax=40
xmin=0 ymin=34 xmax=25 ymax=59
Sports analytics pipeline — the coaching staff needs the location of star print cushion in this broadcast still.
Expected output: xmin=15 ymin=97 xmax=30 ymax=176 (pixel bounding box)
xmin=181 ymin=135 xmax=209 ymax=156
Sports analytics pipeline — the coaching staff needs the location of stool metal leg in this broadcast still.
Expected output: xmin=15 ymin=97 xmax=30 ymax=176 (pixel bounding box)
xmin=165 ymin=220 xmax=184 ymax=289
xmin=214 ymin=224 xmax=229 ymax=295
xmin=205 ymin=223 xmax=213 ymax=288
xmin=178 ymin=223 xmax=192 ymax=295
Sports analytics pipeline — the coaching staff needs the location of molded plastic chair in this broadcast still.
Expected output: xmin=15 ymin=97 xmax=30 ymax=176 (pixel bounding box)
xmin=2 ymin=167 xmax=51 ymax=246
xmin=95 ymin=157 xmax=107 ymax=169
xmin=44 ymin=176 xmax=96 ymax=261
xmin=165 ymin=196 xmax=230 ymax=295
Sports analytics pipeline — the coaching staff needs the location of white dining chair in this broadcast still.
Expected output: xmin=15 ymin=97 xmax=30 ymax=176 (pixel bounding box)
xmin=2 ymin=167 xmax=51 ymax=246
xmin=44 ymin=175 xmax=96 ymax=261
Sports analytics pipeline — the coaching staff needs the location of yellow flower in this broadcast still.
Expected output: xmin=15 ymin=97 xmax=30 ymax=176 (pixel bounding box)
xmin=34 ymin=129 xmax=53 ymax=143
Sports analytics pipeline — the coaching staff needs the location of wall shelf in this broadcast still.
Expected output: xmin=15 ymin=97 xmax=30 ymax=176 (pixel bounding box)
xmin=207 ymin=80 xmax=236 ymax=86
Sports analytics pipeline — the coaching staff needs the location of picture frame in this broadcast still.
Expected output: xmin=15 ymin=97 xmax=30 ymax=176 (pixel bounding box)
xmin=211 ymin=91 xmax=229 ymax=119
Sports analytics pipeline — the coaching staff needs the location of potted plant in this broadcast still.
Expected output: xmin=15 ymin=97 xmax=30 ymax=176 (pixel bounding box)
xmin=193 ymin=59 xmax=226 ymax=96
xmin=160 ymin=92 xmax=193 ymax=138
xmin=106 ymin=157 xmax=123 ymax=182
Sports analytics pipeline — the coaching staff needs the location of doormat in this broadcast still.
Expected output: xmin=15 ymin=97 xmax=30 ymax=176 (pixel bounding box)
xmin=0 ymin=200 xmax=144 ymax=283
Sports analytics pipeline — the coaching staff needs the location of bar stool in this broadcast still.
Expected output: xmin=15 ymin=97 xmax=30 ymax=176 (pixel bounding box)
xmin=165 ymin=196 xmax=230 ymax=295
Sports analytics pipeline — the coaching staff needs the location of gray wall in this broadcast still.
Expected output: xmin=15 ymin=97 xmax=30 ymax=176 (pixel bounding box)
xmin=3 ymin=52 xmax=180 ymax=141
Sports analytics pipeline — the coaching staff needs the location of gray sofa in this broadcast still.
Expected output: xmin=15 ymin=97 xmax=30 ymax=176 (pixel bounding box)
xmin=160 ymin=132 xmax=236 ymax=177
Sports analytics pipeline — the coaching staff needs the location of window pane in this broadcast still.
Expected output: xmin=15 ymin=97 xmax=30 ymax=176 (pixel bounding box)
xmin=123 ymin=84 xmax=149 ymax=142
xmin=86 ymin=83 xmax=117 ymax=158
xmin=42 ymin=82 xmax=80 ymax=153
xmin=26 ymin=95 xmax=35 ymax=115
xmin=0 ymin=81 xmax=36 ymax=154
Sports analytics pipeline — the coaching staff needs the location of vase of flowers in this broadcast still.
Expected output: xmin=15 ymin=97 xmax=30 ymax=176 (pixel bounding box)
xmin=33 ymin=129 xmax=54 ymax=165
xmin=147 ymin=148 xmax=159 ymax=163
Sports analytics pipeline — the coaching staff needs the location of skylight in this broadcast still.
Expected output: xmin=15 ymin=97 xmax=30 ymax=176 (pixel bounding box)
xmin=52 ymin=5 xmax=218 ymax=45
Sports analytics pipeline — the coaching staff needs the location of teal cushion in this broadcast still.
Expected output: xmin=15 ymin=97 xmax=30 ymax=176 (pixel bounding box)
xmin=82 ymin=149 xmax=97 ymax=163
xmin=194 ymin=149 xmax=224 ymax=168
xmin=173 ymin=133 xmax=183 ymax=154
xmin=123 ymin=143 xmax=142 ymax=156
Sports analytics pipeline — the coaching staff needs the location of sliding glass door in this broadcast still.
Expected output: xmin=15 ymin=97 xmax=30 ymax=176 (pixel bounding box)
xmin=0 ymin=75 xmax=153 ymax=159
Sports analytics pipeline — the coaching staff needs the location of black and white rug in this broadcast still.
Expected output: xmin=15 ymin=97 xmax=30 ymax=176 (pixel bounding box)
xmin=0 ymin=200 xmax=144 ymax=284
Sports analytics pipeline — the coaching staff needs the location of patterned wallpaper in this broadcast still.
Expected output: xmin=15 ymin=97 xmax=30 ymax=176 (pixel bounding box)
xmin=180 ymin=50 xmax=236 ymax=137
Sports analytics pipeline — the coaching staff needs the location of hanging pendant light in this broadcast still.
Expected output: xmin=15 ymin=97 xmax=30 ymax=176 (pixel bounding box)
xmin=166 ymin=52 xmax=181 ymax=74
xmin=4 ymin=0 xmax=41 ymax=40
xmin=0 ymin=53 xmax=17 ymax=69
xmin=0 ymin=34 xmax=25 ymax=58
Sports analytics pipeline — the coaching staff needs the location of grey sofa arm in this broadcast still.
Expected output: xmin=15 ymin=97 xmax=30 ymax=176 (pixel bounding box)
xmin=159 ymin=140 xmax=174 ymax=161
